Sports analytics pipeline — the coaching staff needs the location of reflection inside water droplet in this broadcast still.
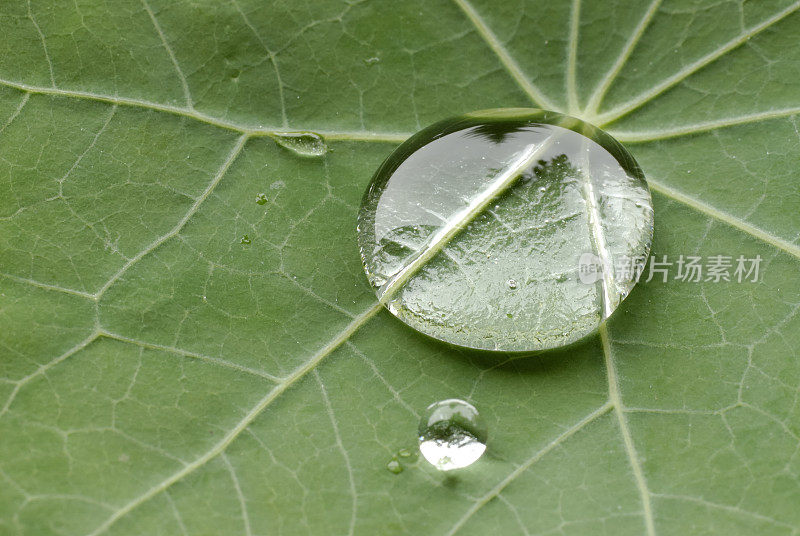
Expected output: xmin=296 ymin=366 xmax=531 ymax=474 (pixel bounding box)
xmin=357 ymin=108 xmax=653 ymax=351
xmin=418 ymin=399 xmax=487 ymax=471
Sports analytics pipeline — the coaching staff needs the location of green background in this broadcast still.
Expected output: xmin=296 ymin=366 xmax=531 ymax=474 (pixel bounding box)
xmin=1 ymin=0 xmax=799 ymax=534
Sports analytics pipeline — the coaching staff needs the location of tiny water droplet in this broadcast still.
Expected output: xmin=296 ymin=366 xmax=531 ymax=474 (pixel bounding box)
xmin=270 ymin=132 xmax=327 ymax=157
xmin=506 ymin=279 xmax=518 ymax=289
xmin=418 ymin=399 xmax=487 ymax=472
xmin=255 ymin=193 xmax=268 ymax=205
xmin=240 ymin=235 xmax=251 ymax=245
xmin=270 ymin=180 xmax=285 ymax=190
xmin=364 ymin=56 xmax=380 ymax=66
xmin=398 ymin=448 xmax=413 ymax=458
xmin=386 ymin=458 xmax=403 ymax=474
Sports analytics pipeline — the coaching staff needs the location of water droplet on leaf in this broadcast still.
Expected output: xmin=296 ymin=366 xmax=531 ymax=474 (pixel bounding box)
xmin=255 ymin=193 xmax=268 ymax=205
xmin=270 ymin=132 xmax=327 ymax=157
xmin=386 ymin=458 xmax=403 ymax=474
xmin=506 ymin=279 xmax=518 ymax=289
xmin=398 ymin=448 xmax=413 ymax=458
xmin=364 ymin=56 xmax=380 ymax=66
xmin=357 ymin=108 xmax=653 ymax=351
xmin=240 ymin=235 xmax=251 ymax=245
xmin=418 ymin=399 xmax=487 ymax=472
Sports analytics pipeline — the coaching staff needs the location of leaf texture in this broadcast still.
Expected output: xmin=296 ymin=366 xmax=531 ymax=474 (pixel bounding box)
xmin=1 ymin=0 xmax=800 ymax=534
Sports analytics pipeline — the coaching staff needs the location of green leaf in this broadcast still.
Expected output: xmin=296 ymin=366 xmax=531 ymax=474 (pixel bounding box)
xmin=1 ymin=0 xmax=799 ymax=534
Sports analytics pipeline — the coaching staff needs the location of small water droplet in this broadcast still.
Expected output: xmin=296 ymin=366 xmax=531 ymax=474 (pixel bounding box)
xmin=270 ymin=132 xmax=327 ymax=157
xmin=418 ymin=399 xmax=487 ymax=472
xmin=398 ymin=448 xmax=413 ymax=458
xmin=255 ymin=193 xmax=268 ymax=205
xmin=364 ymin=56 xmax=380 ymax=66
xmin=240 ymin=235 xmax=251 ymax=245
xmin=506 ymin=279 xmax=518 ymax=289
xmin=386 ymin=458 xmax=403 ymax=474
xmin=270 ymin=180 xmax=285 ymax=190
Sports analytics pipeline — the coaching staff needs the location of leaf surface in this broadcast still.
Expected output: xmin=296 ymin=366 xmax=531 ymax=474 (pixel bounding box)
xmin=1 ymin=1 xmax=800 ymax=534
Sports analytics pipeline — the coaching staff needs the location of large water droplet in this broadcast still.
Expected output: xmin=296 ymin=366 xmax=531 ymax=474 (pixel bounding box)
xmin=357 ymin=108 xmax=653 ymax=351
xmin=418 ymin=399 xmax=487 ymax=471
xmin=270 ymin=131 xmax=327 ymax=157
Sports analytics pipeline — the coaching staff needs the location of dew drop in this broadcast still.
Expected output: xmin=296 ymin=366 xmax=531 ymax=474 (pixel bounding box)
xmin=357 ymin=108 xmax=653 ymax=351
xmin=255 ymin=193 xmax=268 ymax=205
xmin=386 ymin=458 xmax=403 ymax=474
xmin=397 ymin=448 xmax=413 ymax=458
xmin=418 ymin=399 xmax=487 ymax=472
xmin=270 ymin=132 xmax=327 ymax=157
xmin=240 ymin=235 xmax=251 ymax=245
xmin=363 ymin=56 xmax=380 ymax=66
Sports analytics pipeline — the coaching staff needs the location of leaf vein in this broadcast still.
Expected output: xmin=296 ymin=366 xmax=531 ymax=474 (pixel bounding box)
xmin=445 ymin=401 xmax=613 ymax=535
xmin=601 ymin=324 xmax=656 ymax=536
xmin=221 ymin=453 xmax=253 ymax=536
xmin=27 ymin=0 xmax=55 ymax=87
xmin=648 ymin=178 xmax=800 ymax=260
xmin=0 ymin=332 xmax=99 ymax=418
xmin=451 ymin=0 xmax=559 ymax=110
xmin=610 ymin=107 xmax=800 ymax=142
xmin=0 ymin=78 xmax=411 ymax=142
xmin=141 ymin=0 xmax=193 ymax=108
xmin=315 ymin=369 xmax=358 ymax=536
xmin=595 ymin=0 xmax=800 ymax=125
xmin=0 ymin=92 xmax=30 ymax=134
xmin=94 ymin=134 xmax=248 ymax=298
xmin=98 ymin=331 xmax=282 ymax=382
xmin=566 ymin=0 xmax=581 ymax=114
xmin=584 ymin=0 xmax=663 ymax=115
xmin=653 ymin=493 xmax=795 ymax=529
xmin=84 ymin=302 xmax=382 ymax=536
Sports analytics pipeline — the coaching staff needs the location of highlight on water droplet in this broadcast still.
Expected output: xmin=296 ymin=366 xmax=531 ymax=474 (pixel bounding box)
xmin=418 ymin=399 xmax=487 ymax=472
xmin=269 ymin=131 xmax=327 ymax=157
xmin=240 ymin=235 xmax=251 ymax=245
xmin=357 ymin=108 xmax=653 ymax=351
xmin=386 ymin=457 xmax=403 ymax=474
xmin=398 ymin=448 xmax=413 ymax=458
xmin=255 ymin=193 xmax=268 ymax=205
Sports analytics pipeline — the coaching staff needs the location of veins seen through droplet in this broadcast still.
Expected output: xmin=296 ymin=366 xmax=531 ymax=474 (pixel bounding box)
xmin=356 ymin=108 xmax=653 ymax=351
